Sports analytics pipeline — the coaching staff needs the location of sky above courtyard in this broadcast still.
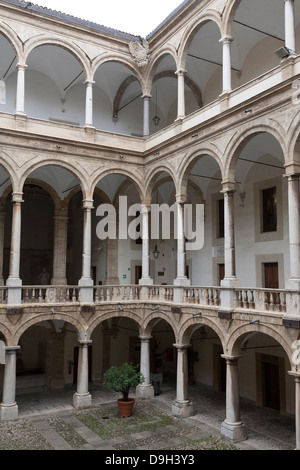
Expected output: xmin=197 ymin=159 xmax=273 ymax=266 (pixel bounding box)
xmin=34 ymin=0 xmax=184 ymax=37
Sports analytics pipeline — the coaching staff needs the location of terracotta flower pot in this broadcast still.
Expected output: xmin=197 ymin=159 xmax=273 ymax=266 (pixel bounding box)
xmin=117 ymin=398 xmax=135 ymax=418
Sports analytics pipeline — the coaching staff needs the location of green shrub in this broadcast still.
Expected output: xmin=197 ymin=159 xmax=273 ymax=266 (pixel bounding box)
xmin=103 ymin=362 xmax=145 ymax=401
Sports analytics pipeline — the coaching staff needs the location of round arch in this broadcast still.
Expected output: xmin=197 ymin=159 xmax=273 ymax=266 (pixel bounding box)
xmin=227 ymin=323 xmax=293 ymax=367
xmin=142 ymin=311 xmax=178 ymax=339
xmin=13 ymin=314 xmax=85 ymax=345
xmin=24 ymin=37 xmax=90 ymax=79
xmin=179 ymin=316 xmax=227 ymax=347
xmin=91 ymin=168 xmax=144 ymax=204
xmin=177 ymin=147 xmax=224 ymax=196
xmin=224 ymin=125 xmax=287 ymax=183
xmin=92 ymin=55 xmax=144 ymax=85
xmin=144 ymin=165 xmax=178 ymax=202
xmin=19 ymin=159 xmax=89 ymax=200
xmin=0 ymin=23 xmax=22 ymax=59
xmin=88 ymin=308 xmax=143 ymax=335
xmin=178 ymin=12 xmax=222 ymax=69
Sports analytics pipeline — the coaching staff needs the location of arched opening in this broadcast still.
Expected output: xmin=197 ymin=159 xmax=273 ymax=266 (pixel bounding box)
xmin=0 ymin=32 xmax=17 ymax=115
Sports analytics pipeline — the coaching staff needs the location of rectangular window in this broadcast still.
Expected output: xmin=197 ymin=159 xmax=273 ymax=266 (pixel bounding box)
xmin=262 ymin=187 xmax=277 ymax=233
xmin=217 ymin=198 xmax=224 ymax=238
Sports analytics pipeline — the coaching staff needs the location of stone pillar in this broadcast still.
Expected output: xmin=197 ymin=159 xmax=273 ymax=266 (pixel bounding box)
xmin=176 ymin=69 xmax=186 ymax=120
xmin=136 ymin=336 xmax=154 ymax=399
xmin=285 ymin=0 xmax=296 ymax=53
xmin=51 ymin=209 xmax=68 ymax=285
xmin=287 ymin=174 xmax=300 ymax=280
xmin=0 ymin=346 xmax=20 ymax=421
xmin=139 ymin=204 xmax=153 ymax=285
xmin=288 ymin=372 xmax=300 ymax=449
xmin=6 ymin=192 xmax=23 ymax=305
xmin=142 ymin=94 xmax=151 ymax=136
xmin=220 ymin=186 xmax=238 ymax=309
xmin=79 ymin=199 xmax=94 ymax=302
xmin=220 ymin=36 xmax=233 ymax=93
xmin=73 ymin=340 xmax=92 ymax=409
xmin=84 ymin=80 xmax=95 ymax=128
xmin=15 ymin=63 xmax=27 ymax=116
xmin=172 ymin=344 xmax=193 ymax=418
xmin=221 ymin=355 xmax=246 ymax=442
xmin=0 ymin=208 xmax=6 ymax=285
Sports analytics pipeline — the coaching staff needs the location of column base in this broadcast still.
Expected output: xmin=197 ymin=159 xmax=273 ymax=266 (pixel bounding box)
xmin=0 ymin=402 xmax=18 ymax=421
xmin=135 ymin=384 xmax=154 ymax=399
xmin=172 ymin=400 xmax=193 ymax=418
xmin=221 ymin=419 xmax=247 ymax=443
xmin=78 ymin=278 xmax=94 ymax=303
xmin=6 ymin=277 xmax=22 ymax=305
xmin=73 ymin=392 xmax=92 ymax=410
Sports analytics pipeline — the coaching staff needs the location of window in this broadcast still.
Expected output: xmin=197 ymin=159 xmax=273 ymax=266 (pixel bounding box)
xmin=217 ymin=198 xmax=224 ymax=238
xmin=262 ymin=187 xmax=277 ymax=233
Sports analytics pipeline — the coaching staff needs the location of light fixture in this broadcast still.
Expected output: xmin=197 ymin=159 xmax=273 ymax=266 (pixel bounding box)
xmin=193 ymin=312 xmax=202 ymax=317
xmin=152 ymin=305 xmax=160 ymax=311
xmin=119 ymin=305 xmax=123 ymax=311
xmin=153 ymin=85 xmax=160 ymax=126
xmin=250 ymin=319 xmax=259 ymax=324
xmin=153 ymin=245 xmax=160 ymax=259
xmin=274 ymin=46 xmax=292 ymax=59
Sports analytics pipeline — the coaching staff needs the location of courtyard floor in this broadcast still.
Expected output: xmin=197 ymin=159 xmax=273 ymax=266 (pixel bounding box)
xmin=0 ymin=382 xmax=295 ymax=451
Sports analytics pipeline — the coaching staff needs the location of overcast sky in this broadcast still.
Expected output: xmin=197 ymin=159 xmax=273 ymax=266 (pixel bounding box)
xmin=34 ymin=1 xmax=183 ymax=37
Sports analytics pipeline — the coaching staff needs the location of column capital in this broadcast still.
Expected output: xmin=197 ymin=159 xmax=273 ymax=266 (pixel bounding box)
xmin=84 ymin=80 xmax=95 ymax=86
xmin=138 ymin=335 xmax=152 ymax=341
xmin=16 ymin=63 xmax=27 ymax=71
xmin=82 ymin=198 xmax=94 ymax=210
xmin=142 ymin=93 xmax=152 ymax=100
xmin=173 ymin=343 xmax=191 ymax=351
xmin=175 ymin=193 xmax=187 ymax=203
xmin=175 ymin=69 xmax=187 ymax=76
xmin=221 ymin=181 xmax=236 ymax=193
xmin=77 ymin=340 xmax=92 ymax=347
xmin=219 ymin=35 xmax=234 ymax=45
xmin=11 ymin=192 xmax=23 ymax=203
xmin=221 ymin=354 xmax=243 ymax=362
xmin=5 ymin=346 xmax=21 ymax=353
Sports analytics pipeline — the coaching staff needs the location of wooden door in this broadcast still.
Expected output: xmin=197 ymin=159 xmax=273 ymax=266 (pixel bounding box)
xmin=263 ymin=361 xmax=280 ymax=411
xmin=135 ymin=265 xmax=142 ymax=284
xmin=218 ymin=263 xmax=225 ymax=285
xmin=264 ymin=262 xmax=279 ymax=288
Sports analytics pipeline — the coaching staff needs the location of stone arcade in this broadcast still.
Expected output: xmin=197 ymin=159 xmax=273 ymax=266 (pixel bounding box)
xmin=0 ymin=0 xmax=300 ymax=448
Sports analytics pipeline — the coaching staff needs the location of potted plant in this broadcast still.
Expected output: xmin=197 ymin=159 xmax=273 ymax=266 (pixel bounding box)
xmin=103 ymin=362 xmax=144 ymax=417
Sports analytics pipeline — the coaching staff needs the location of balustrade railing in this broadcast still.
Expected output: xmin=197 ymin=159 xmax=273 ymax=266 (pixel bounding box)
xmin=0 ymin=284 xmax=288 ymax=314
xmin=183 ymin=287 xmax=221 ymax=306
xmin=234 ymin=288 xmax=286 ymax=313
xmin=21 ymin=286 xmax=80 ymax=304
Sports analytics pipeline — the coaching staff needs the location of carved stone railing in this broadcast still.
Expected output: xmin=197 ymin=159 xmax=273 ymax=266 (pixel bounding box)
xmin=183 ymin=287 xmax=221 ymax=306
xmin=20 ymin=286 xmax=80 ymax=304
xmin=234 ymin=288 xmax=287 ymax=313
xmin=0 ymin=284 xmax=288 ymax=315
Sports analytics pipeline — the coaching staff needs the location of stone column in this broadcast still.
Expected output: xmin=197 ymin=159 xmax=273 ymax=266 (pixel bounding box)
xmin=176 ymin=69 xmax=186 ymax=120
xmin=172 ymin=344 xmax=193 ymax=418
xmin=220 ymin=36 xmax=233 ymax=93
xmin=0 ymin=346 xmax=20 ymax=421
xmin=220 ymin=186 xmax=238 ymax=309
xmin=73 ymin=340 xmax=92 ymax=409
xmin=15 ymin=63 xmax=27 ymax=116
xmin=79 ymin=199 xmax=94 ymax=302
xmin=139 ymin=204 xmax=153 ymax=285
xmin=221 ymin=355 xmax=246 ymax=442
xmin=287 ymin=174 xmax=300 ymax=280
xmin=84 ymin=80 xmax=95 ymax=128
xmin=288 ymin=371 xmax=300 ymax=449
xmin=136 ymin=336 xmax=154 ymax=399
xmin=6 ymin=192 xmax=23 ymax=304
xmin=142 ymin=94 xmax=151 ymax=136
xmin=0 ymin=208 xmax=6 ymax=285
xmin=285 ymin=0 xmax=296 ymax=53
xmin=51 ymin=209 xmax=68 ymax=285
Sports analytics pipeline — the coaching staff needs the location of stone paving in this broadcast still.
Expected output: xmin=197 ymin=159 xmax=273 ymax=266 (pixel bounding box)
xmin=7 ymin=383 xmax=295 ymax=451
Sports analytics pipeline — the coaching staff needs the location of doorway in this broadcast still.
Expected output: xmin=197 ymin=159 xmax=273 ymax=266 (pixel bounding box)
xmin=264 ymin=262 xmax=279 ymax=288
xmin=135 ymin=265 xmax=142 ymax=284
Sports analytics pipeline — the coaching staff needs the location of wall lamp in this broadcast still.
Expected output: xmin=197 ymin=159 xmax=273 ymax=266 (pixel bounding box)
xmin=249 ymin=319 xmax=259 ymax=324
xmin=274 ymin=46 xmax=292 ymax=59
xmin=152 ymin=305 xmax=160 ymax=311
xmin=51 ymin=309 xmax=56 ymax=315
xmin=193 ymin=312 xmax=202 ymax=317
xmin=119 ymin=305 xmax=123 ymax=311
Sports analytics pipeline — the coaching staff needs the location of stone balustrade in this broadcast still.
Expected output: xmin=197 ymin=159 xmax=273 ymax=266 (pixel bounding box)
xmin=0 ymin=284 xmax=292 ymax=315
